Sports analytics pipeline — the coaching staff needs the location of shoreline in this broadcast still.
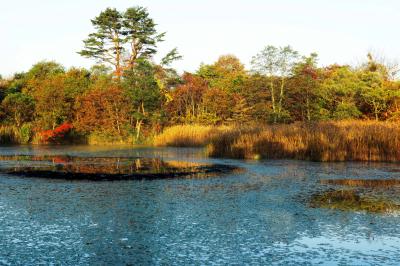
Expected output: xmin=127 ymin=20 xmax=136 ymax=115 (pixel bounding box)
xmin=1 ymin=120 xmax=400 ymax=162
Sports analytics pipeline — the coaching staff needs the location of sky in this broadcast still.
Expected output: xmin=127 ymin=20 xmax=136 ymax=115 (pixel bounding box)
xmin=1 ymin=0 xmax=400 ymax=77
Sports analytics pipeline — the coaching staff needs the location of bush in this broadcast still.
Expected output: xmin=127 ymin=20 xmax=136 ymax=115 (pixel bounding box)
xmin=19 ymin=123 xmax=33 ymax=144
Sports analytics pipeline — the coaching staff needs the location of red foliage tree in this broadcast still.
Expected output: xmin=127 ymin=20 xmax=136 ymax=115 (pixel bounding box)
xmin=39 ymin=123 xmax=73 ymax=143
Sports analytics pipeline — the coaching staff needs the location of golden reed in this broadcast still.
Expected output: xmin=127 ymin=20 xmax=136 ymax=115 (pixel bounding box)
xmin=0 ymin=126 xmax=21 ymax=145
xmin=154 ymin=121 xmax=400 ymax=162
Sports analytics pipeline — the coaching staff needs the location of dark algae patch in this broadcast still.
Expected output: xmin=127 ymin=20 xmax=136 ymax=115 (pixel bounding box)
xmin=309 ymin=177 xmax=400 ymax=213
xmin=309 ymin=189 xmax=400 ymax=213
xmin=321 ymin=179 xmax=400 ymax=188
xmin=0 ymin=155 xmax=241 ymax=181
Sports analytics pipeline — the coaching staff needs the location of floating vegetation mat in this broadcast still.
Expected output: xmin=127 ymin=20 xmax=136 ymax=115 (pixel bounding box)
xmin=321 ymin=179 xmax=400 ymax=188
xmin=309 ymin=189 xmax=400 ymax=213
xmin=0 ymin=155 xmax=241 ymax=181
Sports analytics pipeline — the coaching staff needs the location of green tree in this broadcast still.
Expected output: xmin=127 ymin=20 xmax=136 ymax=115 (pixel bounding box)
xmin=6 ymin=72 xmax=27 ymax=95
xmin=64 ymin=68 xmax=92 ymax=98
xmin=198 ymin=55 xmax=246 ymax=93
xmin=1 ymin=93 xmax=35 ymax=127
xmin=25 ymin=61 xmax=65 ymax=80
xmin=251 ymin=45 xmax=300 ymax=123
xmin=357 ymin=54 xmax=398 ymax=120
xmin=358 ymin=71 xmax=391 ymax=120
xmin=123 ymin=60 xmax=162 ymax=139
xmin=23 ymin=61 xmax=65 ymax=96
xmin=79 ymin=7 xmax=165 ymax=78
xmin=319 ymin=65 xmax=362 ymax=120
xmin=33 ymin=75 xmax=69 ymax=130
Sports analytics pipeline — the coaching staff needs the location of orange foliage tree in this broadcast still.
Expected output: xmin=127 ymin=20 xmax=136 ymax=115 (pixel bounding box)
xmin=74 ymin=84 xmax=130 ymax=136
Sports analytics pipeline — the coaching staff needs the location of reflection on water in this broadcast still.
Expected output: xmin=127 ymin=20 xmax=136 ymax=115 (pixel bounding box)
xmin=1 ymin=146 xmax=400 ymax=264
xmin=0 ymin=155 xmax=240 ymax=180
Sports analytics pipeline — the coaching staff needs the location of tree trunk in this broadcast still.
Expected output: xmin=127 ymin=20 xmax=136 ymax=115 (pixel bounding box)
xmin=135 ymin=120 xmax=142 ymax=140
xmin=306 ymin=98 xmax=311 ymax=122
xmin=269 ymin=80 xmax=276 ymax=123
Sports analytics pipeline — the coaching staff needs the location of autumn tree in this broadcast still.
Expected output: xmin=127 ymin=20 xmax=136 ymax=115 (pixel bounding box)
xmin=74 ymin=81 xmax=130 ymax=136
xmin=288 ymin=53 xmax=321 ymax=121
xmin=201 ymin=88 xmax=233 ymax=124
xmin=167 ymin=73 xmax=208 ymax=123
xmin=240 ymin=74 xmax=272 ymax=122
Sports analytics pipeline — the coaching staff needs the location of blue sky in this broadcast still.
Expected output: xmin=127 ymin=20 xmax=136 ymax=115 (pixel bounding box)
xmin=1 ymin=0 xmax=399 ymax=77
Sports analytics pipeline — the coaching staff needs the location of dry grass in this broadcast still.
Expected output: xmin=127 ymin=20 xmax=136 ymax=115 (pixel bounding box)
xmin=205 ymin=120 xmax=400 ymax=162
xmin=0 ymin=126 xmax=21 ymax=145
xmin=153 ymin=125 xmax=230 ymax=147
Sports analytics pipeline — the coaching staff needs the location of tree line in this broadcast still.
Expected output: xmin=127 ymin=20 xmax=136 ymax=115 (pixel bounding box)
xmin=0 ymin=6 xmax=399 ymax=142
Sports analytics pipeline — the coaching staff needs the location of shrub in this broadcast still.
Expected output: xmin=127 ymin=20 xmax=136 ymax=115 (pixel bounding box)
xmin=38 ymin=123 xmax=73 ymax=144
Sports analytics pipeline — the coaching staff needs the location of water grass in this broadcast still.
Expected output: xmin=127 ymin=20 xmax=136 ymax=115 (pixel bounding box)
xmin=206 ymin=121 xmax=400 ymax=162
xmin=309 ymin=189 xmax=400 ymax=213
xmin=321 ymin=179 xmax=400 ymax=188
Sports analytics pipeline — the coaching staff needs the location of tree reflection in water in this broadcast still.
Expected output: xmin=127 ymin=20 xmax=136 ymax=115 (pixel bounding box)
xmin=0 ymin=155 xmax=240 ymax=180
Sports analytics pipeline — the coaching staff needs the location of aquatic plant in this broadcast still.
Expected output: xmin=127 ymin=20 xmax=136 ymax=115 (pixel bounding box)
xmin=309 ymin=189 xmax=400 ymax=213
xmin=321 ymin=179 xmax=400 ymax=188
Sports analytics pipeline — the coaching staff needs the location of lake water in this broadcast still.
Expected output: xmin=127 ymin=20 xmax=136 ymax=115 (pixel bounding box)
xmin=1 ymin=145 xmax=400 ymax=265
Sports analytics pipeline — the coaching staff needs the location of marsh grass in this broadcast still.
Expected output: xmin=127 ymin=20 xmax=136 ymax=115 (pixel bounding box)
xmin=0 ymin=126 xmax=23 ymax=145
xmin=206 ymin=121 xmax=400 ymax=162
xmin=154 ymin=125 xmax=230 ymax=147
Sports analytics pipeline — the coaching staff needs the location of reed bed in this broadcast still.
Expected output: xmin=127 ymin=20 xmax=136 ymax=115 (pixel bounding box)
xmin=0 ymin=126 xmax=22 ymax=145
xmin=153 ymin=125 xmax=230 ymax=147
xmin=207 ymin=121 xmax=400 ymax=162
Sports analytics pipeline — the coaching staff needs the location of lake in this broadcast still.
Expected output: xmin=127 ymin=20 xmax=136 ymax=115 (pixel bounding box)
xmin=1 ymin=145 xmax=400 ymax=265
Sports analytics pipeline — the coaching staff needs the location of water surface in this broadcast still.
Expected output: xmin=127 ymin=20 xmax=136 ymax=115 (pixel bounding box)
xmin=1 ymin=145 xmax=400 ymax=265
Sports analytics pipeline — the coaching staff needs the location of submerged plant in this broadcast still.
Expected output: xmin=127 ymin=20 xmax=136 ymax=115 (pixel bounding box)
xmin=309 ymin=189 xmax=400 ymax=213
xmin=321 ymin=179 xmax=400 ymax=188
